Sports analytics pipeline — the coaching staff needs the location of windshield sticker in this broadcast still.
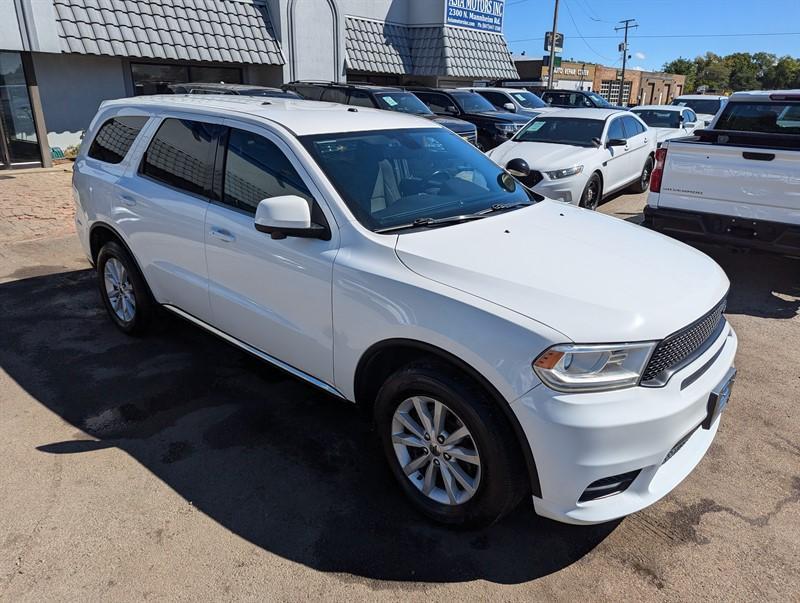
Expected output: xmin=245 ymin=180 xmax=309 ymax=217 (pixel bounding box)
xmin=512 ymin=93 xmax=527 ymax=101
xmin=526 ymin=121 xmax=546 ymax=131
xmin=382 ymin=96 xmax=399 ymax=107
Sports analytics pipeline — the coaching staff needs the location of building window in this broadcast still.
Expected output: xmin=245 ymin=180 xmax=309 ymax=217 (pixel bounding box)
xmin=131 ymin=63 xmax=242 ymax=96
xmin=601 ymin=79 xmax=632 ymax=105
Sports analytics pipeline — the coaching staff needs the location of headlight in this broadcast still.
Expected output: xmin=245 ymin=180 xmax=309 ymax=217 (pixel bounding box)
xmin=545 ymin=165 xmax=584 ymax=180
xmin=533 ymin=342 xmax=656 ymax=392
xmin=495 ymin=123 xmax=520 ymax=137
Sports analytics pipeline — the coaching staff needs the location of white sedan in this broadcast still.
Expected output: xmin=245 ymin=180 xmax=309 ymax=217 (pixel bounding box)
xmin=487 ymin=109 xmax=656 ymax=209
xmin=631 ymin=105 xmax=701 ymax=147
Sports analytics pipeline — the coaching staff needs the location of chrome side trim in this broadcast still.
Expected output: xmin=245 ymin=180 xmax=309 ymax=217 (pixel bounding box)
xmin=162 ymin=304 xmax=347 ymax=400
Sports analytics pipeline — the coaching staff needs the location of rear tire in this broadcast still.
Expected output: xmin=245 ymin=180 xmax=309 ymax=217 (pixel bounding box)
xmin=96 ymin=240 xmax=154 ymax=335
xmin=580 ymin=173 xmax=602 ymax=210
xmin=629 ymin=155 xmax=654 ymax=193
xmin=374 ymin=361 xmax=527 ymax=527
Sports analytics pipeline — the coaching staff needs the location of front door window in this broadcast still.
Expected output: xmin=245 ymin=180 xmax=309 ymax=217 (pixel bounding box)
xmin=0 ymin=52 xmax=41 ymax=168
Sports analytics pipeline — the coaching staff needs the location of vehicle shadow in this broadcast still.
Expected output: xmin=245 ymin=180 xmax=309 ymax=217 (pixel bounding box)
xmin=0 ymin=268 xmax=618 ymax=584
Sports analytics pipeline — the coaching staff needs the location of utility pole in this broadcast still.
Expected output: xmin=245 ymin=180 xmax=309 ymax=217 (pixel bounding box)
xmin=546 ymin=0 xmax=560 ymax=89
xmin=615 ymin=19 xmax=638 ymax=105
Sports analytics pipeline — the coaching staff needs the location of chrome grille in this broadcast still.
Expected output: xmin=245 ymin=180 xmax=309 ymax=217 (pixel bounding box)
xmin=459 ymin=132 xmax=478 ymax=146
xmin=642 ymin=298 xmax=727 ymax=386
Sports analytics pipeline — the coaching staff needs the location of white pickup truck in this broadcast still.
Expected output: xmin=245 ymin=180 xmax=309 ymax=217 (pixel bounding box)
xmin=644 ymin=90 xmax=800 ymax=257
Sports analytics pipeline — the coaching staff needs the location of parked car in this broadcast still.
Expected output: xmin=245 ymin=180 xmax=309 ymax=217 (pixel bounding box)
xmin=487 ymin=109 xmax=656 ymax=208
xmin=406 ymin=87 xmax=531 ymax=150
xmin=169 ymin=82 xmax=302 ymax=99
xmin=631 ymin=105 xmax=702 ymax=147
xmin=645 ymin=90 xmax=800 ymax=257
xmin=283 ymin=81 xmax=478 ymax=144
xmin=670 ymin=94 xmax=729 ymax=125
xmin=74 ymin=95 xmax=737 ymax=528
xmin=541 ymin=89 xmax=626 ymax=110
xmin=459 ymin=86 xmax=559 ymax=118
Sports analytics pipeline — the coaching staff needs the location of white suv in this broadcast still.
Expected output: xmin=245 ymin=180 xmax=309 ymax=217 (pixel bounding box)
xmin=73 ymin=95 xmax=737 ymax=527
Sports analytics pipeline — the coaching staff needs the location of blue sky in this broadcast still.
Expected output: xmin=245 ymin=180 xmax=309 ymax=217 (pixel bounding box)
xmin=503 ymin=0 xmax=800 ymax=70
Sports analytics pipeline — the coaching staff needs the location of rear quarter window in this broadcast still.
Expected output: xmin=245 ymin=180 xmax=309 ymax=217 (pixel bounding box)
xmin=87 ymin=116 xmax=149 ymax=164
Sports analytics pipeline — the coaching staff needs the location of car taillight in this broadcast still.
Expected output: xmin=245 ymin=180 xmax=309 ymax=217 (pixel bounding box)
xmin=650 ymin=147 xmax=668 ymax=193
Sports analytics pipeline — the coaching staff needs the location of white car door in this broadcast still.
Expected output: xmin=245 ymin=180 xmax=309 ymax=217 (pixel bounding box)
xmin=602 ymin=116 xmax=631 ymax=192
xmin=203 ymin=121 xmax=339 ymax=385
xmin=115 ymin=115 xmax=223 ymax=322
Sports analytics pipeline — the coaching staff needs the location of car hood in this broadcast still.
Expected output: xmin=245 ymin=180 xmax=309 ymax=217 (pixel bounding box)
xmin=425 ymin=114 xmax=476 ymax=134
xmin=488 ymin=140 xmax=598 ymax=170
xmin=394 ymin=200 xmax=728 ymax=342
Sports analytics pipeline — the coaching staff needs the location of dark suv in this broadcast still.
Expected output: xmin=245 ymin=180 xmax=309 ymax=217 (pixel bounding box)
xmin=169 ymin=82 xmax=301 ymax=99
xmin=540 ymin=89 xmax=626 ymax=110
xmin=284 ymin=81 xmax=478 ymax=144
xmin=406 ymin=87 xmax=531 ymax=150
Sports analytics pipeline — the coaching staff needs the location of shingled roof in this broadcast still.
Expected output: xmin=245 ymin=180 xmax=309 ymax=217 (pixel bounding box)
xmin=53 ymin=0 xmax=284 ymax=65
xmin=345 ymin=17 xmax=518 ymax=80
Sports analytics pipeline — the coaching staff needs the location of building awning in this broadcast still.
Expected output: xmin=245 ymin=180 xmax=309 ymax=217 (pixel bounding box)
xmin=345 ymin=17 xmax=519 ymax=80
xmin=53 ymin=0 xmax=284 ymax=65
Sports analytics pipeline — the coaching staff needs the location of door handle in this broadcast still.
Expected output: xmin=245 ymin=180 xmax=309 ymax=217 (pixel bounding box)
xmin=209 ymin=227 xmax=235 ymax=243
xmin=119 ymin=194 xmax=136 ymax=207
xmin=742 ymin=151 xmax=775 ymax=162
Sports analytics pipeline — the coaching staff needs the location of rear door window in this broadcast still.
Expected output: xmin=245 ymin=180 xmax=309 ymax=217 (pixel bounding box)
xmin=414 ymin=92 xmax=455 ymax=114
xmin=348 ymin=90 xmax=376 ymax=108
xmin=478 ymin=90 xmax=509 ymax=108
xmin=292 ymin=85 xmax=324 ymax=100
xmin=321 ymin=88 xmax=348 ymax=104
xmin=88 ymin=116 xmax=149 ymax=164
xmin=140 ymin=118 xmax=221 ymax=197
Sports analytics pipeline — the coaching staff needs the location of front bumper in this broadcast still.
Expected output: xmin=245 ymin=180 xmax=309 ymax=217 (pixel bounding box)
xmin=643 ymin=206 xmax=800 ymax=257
xmin=531 ymin=174 xmax=587 ymax=206
xmin=511 ymin=322 xmax=737 ymax=525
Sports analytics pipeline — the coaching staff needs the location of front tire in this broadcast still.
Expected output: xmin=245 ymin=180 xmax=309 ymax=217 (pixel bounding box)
xmin=96 ymin=240 xmax=154 ymax=335
xmin=580 ymin=173 xmax=602 ymax=210
xmin=374 ymin=362 xmax=527 ymax=527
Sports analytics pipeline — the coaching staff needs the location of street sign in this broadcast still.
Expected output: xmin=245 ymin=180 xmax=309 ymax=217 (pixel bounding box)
xmin=543 ymin=55 xmax=562 ymax=68
xmin=544 ymin=31 xmax=564 ymax=53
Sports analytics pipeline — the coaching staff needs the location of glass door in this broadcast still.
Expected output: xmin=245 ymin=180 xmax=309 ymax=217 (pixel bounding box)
xmin=0 ymin=52 xmax=42 ymax=169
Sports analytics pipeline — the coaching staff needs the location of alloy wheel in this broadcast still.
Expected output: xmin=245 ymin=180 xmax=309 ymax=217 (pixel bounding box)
xmin=391 ymin=396 xmax=481 ymax=505
xmin=104 ymin=258 xmax=136 ymax=322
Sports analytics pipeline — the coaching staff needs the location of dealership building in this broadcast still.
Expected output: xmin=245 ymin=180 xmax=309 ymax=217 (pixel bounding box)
xmin=0 ymin=0 xmax=517 ymax=169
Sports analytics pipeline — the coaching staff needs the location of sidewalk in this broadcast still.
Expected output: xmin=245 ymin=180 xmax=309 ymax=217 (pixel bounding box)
xmin=0 ymin=166 xmax=75 ymax=245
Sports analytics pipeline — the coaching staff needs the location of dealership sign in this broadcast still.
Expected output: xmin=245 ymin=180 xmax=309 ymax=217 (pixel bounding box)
xmin=445 ymin=0 xmax=505 ymax=34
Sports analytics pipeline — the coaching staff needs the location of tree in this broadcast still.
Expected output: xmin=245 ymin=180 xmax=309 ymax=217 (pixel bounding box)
xmin=662 ymin=57 xmax=696 ymax=92
xmin=725 ymin=53 xmax=761 ymax=91
xmin=763 ymin=56 xmax=800 ymax=89
xmin=694 ymin=53 xmax=731 ymax=92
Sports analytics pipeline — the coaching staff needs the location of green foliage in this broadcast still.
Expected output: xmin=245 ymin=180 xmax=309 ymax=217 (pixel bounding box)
xmin=662 ymin=51 xmax=800 ymax=93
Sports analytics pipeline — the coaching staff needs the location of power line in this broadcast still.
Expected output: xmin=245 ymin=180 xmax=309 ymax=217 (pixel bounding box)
xmin=509 ymin=31 xmax=800 ymax=42
xmin=562 ymin=0 xmax=615 ymax=62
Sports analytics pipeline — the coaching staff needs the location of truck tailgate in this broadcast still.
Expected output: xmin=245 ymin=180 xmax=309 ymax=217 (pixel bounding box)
xmin=655 ymin=141 xmax=800 ymax=225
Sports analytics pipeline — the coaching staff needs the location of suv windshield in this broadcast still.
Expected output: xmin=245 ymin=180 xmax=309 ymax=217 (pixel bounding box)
xmin=515 ymin=117 xmax=605 ymax=146
xmin=586 ymin=92 xmax=612 ymax=107
xmin=633 ymin=109 xmax=681 ymax=128
xmin=671 ymin=98 xmax=722 ymax=115
xmin=302 ymin=128 xmax=536 ymax=232
xmin=510 ymin=91 xmax=547 ymax=109
xmin=450 ymin=91 xmax=497 ymax=113
xmin=375 ymin=92 xmax=432 ymax=115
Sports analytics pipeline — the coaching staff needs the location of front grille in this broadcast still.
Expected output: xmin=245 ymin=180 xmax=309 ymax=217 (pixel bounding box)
xmin=579 ymin=469 xmax=641 ymax=502
xmin=642 ymin=298 xmax=727 ymax=386
xmin=459 ymin=132 xmax=478 ymax=146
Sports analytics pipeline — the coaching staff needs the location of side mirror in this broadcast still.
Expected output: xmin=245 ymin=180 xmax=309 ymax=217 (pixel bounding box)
xmin=503 ymin=102 xmax=516 ymax=112
xmin=606 ymin=138 xmax=627 ymax=148
xmin=704 ymin=119 xmax=712 ymax=127
xmin=505 ymin=158 xmax=531 ymax=179
xmin=254 ymin=195 xmax=329 ymax=240
xmin=445 ymin=105 xmax=459 ymax=115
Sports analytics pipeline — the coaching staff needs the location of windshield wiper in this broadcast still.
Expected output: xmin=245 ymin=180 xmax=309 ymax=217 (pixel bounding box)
xmin=474 ymin=201 xmax=533 ymax=215
xmin=375 ymin=203 xmax=533 ymax=234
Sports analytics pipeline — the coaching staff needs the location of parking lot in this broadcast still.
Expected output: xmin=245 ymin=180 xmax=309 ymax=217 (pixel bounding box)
xmin=0 ymin=168 xmax=798 ymax=600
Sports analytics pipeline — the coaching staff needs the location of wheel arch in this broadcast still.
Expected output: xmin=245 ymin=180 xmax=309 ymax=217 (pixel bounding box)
xmin=354 ymin=338 xmax=541 ymax=497
xmin=89 ymin=222 xmax=152 ymax=296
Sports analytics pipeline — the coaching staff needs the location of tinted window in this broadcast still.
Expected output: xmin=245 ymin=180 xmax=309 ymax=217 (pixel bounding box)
xmin=478 ymin=90 xmax=509 ymax=108
xmin=715 ymin=101 xmax=800 ymax=134
xmin=414 ymin=92 xmax=456 ymax=114
xmin=607 ymin=118 xmax=625 ymax=140
xmin=450 ymin=91 xmax=496 ymax=113
xmin=321 ymin=88 xmax=348 ymax=104
xmin=516 ymin=117 xmax=604 ymax=147
xmin=141 ymin=119 xmax=220 ymax=197
xmin=223 ymin=129 xmax=312 ymax=214
xmin=510 ymin=91 xmax=547 ymax=109
xmin=292 ymin=85 xmax=324 ymax=100
xmin=633 ymin=109 xmax=680 ymax=128
xmin=88 ymin=116 xmax=149 ymax=164
xmin=671 ymin=98 xmax=722 ymax=115
xmin=622 ymin=116 xmax=645 ymax=136
xmin=302 ymin=128 xmax=535 ymax=231
xmin=348 ymin=90 xmax=375 ymax=108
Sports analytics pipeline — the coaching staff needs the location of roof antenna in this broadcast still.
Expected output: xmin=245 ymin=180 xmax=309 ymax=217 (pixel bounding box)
xmin=347 ymin=107 xmax=358 ymax=112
